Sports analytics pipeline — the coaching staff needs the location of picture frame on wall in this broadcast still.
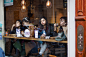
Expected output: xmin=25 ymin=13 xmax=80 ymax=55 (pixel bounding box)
xmin=4 ymin=0 xmax=13 ymax=6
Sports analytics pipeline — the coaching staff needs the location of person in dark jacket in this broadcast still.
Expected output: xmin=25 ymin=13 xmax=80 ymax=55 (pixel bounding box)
xmin=9 ymin=20 xmax=22 ymax=56
xmin=10 ymin=20 xmax=22 ymax=34
xmin=38 ymin=17 xmax=58 ymax=56
xmin=38 ymin=16 xmax=58 ymax=38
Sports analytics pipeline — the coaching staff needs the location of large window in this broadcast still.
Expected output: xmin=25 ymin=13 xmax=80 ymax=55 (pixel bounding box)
xmin=5 ymin=0 xmax=68 ymax=57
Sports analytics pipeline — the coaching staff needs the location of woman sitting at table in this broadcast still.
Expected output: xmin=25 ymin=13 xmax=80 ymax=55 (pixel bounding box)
xmin=55 ymin=17 xmax=67 ymax=57
xmin=21 ymin=17 xmax=34 ymax=37
xmin=11 ymin=20 xmax=22 ymax=34
xmin=59 ymin=17 xmax=67 ymax=57
xmin=60 ymin=17 xmax=67 ymax=39
xmin=9 ymin=20 xmax=22 ymax=56
xmin=21 ymin=17 xmax=38 ymax=57
xmin=38 ymin=16 xmax=58 ymax=37
xmin=38 ymin=16 xmax=58 ymax=56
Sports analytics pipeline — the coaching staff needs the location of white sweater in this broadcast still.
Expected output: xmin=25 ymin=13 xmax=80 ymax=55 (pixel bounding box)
xmin=62 ymin=26 xmax=67 ymax=38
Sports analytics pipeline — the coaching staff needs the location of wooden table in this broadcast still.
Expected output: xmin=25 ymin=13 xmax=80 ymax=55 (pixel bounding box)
xmin=3 ymin=36 xmax=67 ymax=43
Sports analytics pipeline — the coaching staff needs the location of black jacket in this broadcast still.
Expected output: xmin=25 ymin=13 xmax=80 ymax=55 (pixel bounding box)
xmin=10 ymin=27 xmax=24 ymax=34
xmin=10 ymin=27 xmax=16 ymax=34
xmin=46 ymin=24 xmax=58 ymax=36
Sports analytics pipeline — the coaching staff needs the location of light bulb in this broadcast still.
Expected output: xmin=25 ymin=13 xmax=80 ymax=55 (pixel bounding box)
xmin=21 ymin=0 xmax=26 ymax=5
xmin=46 ymin=1 xmax=52 ymax=8
xmin=22 ymin=5 xmax=26 ymax=9
xmin=21 ymin=5 xmax=26 ymax=12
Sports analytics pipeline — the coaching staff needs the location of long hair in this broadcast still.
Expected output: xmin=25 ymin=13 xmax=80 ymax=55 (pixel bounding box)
xmin=39 ymin=17 xmax=48 ymax=30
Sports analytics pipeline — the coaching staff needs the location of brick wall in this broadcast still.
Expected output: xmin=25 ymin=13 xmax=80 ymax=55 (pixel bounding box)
xmin=6 ymin=0 xmax=67 ymax=30
xmin=6 ymin=0 xmax=30 ymax=30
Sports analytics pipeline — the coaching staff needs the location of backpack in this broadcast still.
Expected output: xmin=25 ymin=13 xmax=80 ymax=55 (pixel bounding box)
xmin=55 ymin=31 xmax=67 ymax=41
xmin=0 ymin=47 xmax=5 ymax=57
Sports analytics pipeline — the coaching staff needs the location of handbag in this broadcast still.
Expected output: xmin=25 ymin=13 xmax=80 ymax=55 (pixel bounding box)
xmin=55 ymin=31 xmax=67 ymax=41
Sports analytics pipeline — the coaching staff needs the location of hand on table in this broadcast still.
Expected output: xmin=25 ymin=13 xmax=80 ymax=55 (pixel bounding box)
xmin=40 ymin=34 xmax=46 ymax=38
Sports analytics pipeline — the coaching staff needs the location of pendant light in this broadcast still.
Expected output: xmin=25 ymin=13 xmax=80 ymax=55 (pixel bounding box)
xmin=21 ymin=0 xmax=26 ymax=5
xmin=21 ymin=0 xmax=26 ymax=12
xmin=46 ymin=0 xmax=52 ymax=8
xmin=21 ymin=5 xmax=26 ymax=12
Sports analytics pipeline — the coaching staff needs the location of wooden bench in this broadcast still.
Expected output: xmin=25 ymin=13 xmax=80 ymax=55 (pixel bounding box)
xmin=49 ymin=55 xmax=57 ymax=57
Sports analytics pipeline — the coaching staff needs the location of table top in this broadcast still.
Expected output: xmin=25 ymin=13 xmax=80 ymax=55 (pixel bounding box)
xmin=3 ymin=36 xmax=67 ymax=43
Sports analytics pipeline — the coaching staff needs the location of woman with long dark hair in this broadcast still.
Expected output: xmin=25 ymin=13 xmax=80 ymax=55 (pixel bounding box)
xmin=38 ymin=16 xmax=58 ymax=56
xmin=39 ymin=17 xmax=48 ymax=30
xmin=38 ymin=16 xmax=58 ymax=38
xmin=38 ymin=17 xmax=49 ymax=38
